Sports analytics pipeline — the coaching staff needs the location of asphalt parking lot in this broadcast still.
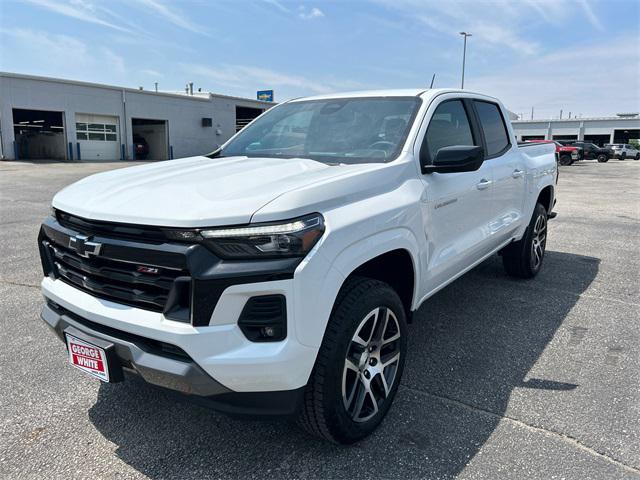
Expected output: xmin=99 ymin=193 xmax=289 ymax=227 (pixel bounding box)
xmin=0 ymin=159 xmax=638 ymax=479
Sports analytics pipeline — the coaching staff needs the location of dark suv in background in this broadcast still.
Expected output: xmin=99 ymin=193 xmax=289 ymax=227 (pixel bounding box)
xmin=558 ymin=141 xmax=612 ymax=163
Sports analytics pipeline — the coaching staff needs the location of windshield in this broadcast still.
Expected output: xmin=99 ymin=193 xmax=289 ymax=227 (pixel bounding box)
xmin=220 ymin=97 xmax=422 ymax=164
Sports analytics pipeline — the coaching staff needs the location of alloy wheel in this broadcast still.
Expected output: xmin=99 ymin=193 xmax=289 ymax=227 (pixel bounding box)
xmin=531 ymin=213 xmax=547 ymax=270
xmin=342 ymin=307 xmax=401 ymax=422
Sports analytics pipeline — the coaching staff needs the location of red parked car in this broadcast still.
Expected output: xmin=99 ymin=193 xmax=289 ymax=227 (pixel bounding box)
xmin=526 ymin=140 xmax=579 ymax=165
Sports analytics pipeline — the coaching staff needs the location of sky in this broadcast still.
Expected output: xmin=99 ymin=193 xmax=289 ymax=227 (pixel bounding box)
xmin=1 ymin=0 xmax=639 ymax=119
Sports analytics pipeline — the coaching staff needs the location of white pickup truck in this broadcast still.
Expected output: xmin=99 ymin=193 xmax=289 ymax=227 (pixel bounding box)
xmin=38 ymin=88 xmax=556 ymax=444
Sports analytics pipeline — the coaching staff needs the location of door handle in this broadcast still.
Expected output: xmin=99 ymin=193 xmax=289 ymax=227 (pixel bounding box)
xmin=512 ymin=169 xmax=524 ymax=178
xmin=476 ymin=178 xmax=492 ymax=190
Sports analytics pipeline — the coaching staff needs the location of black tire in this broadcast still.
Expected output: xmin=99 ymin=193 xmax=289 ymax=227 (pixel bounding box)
xmin=501 ymin=203 xmax=548 ymax=279
xmin=559 ymin=154 xmax=572 ymax=166
xmin=298 ymin=276 xmax=407 ymax=444
xmin=620 ymin=153 xmax=626 ymax=161
xmin=634 ymin=153 xmax=639 ymax=160
xmin=597 ymin=154 xmax=608 ymax=163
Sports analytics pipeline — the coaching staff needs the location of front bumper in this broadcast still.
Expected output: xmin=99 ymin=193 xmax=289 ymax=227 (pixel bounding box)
xmin=41 ymin=298 xmax=305 ymax=415
xmin=42 ymin=299 xmax=228 ymax=396
xmin=41 ymin=275 xmax=318 ymax=394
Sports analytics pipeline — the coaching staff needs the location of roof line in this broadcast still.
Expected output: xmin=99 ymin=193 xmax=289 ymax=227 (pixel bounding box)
xmin=513 ymin=117 xmax=640 ymax=123
xmin=0 ymin=71 xmax=273 ymax=105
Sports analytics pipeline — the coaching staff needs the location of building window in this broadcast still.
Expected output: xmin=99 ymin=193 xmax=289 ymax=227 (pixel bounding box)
xmin=76 ymin=122 xmax=118 ymax=141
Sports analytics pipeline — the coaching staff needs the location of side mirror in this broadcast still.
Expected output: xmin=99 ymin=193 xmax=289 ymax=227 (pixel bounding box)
xmin=423 ymin=145 xmax=484 ymax=174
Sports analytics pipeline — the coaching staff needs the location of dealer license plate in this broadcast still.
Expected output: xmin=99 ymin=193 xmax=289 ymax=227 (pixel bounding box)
xmin=66 ymin=334 xmax=110 ymax=382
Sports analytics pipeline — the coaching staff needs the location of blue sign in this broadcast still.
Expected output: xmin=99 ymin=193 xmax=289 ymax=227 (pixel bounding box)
xmin=257 ymin=90 xmax=274 ymax=102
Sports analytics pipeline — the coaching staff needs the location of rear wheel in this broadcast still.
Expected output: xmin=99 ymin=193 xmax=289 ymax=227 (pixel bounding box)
xmin=597 ymin=154 xmax=608 ymax=163
xmin=501 ymin=203 xmax=547 ymax=279
xmin=559 ymin=154 xmax=572 ymax=166
xmin=298 ymin=277 xmax=407 ymax=444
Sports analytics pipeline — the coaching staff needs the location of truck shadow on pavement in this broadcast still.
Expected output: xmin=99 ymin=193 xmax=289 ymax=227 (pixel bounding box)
xmin=88 ymin=250 xmax=599 ymax=479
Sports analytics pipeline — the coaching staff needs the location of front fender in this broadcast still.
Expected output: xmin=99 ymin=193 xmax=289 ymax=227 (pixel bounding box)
xmin=292 ymin=227 xmax=420 ymax=348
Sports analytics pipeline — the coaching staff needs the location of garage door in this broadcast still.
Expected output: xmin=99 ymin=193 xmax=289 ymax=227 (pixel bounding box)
xmin=75 ymin=114 xmax=120 ymax=160
xmin=13 ymin=109 xmax=66 ymax=160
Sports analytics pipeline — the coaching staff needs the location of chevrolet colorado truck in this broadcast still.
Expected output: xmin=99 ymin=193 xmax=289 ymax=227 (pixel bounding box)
xmin=38 ymin=89 xmax=557 ymax=444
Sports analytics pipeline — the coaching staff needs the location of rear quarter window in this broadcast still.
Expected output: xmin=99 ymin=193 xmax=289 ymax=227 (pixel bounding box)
xmin=474 ymin=101 xmax=510 ymax=157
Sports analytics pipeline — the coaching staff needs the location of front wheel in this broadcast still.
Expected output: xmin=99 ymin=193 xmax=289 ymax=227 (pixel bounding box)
xmin=635 ymin=153 xmax=640 ymax=160
xmin=620 ymin=153 xmax=627 ymax=160
xmin=597 ymin=154 xmax=608 ymax=163
xmin=298 ymin=277 xmax=407 ymax=444
xmin=501 ymin=203 xmax=548 ymax=278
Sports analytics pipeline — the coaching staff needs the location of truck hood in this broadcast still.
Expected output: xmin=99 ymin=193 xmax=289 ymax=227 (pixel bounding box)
xmin=52 ymin=156 xmax=373 ymax=227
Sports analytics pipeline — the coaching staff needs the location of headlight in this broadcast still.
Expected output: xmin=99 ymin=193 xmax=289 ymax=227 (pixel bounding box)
xmin=167 ymin=214 xmax=325 ymax=259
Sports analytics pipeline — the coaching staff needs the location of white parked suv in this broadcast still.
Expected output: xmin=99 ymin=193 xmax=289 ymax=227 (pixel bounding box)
xmin=38 ymin=89 xmax=557 ymax=443
xmin=606 ymin=143 xmax=640 ymax=160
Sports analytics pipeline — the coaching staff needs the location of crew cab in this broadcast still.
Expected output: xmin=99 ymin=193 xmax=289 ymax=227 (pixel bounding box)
xmin=38 ymin=89 xmax=557 ymax=444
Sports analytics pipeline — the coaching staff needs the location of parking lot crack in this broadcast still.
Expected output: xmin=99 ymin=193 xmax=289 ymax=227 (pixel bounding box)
xmin=0 ymin=279 xmax=40 ymax=289
xmin=402 ymin=385 xmax=640 ymax=475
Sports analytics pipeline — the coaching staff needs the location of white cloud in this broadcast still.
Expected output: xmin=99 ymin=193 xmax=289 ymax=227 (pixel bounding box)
xmin=129 ymin=0 xmax=209 ymax=35
xmin=182 ymin=63 xmax=364 ymax=99
xmin=577 ymin=0 xmax=604 ymax=31
xmin=263 ymin=1 xmax=325 ymax=20
xmin=24 ymin=0 xmax=131 ymax=32
xmin=0 ymin=28 xmax=126 ymax=79
xmin=24 ymin=0 xmax=206 ymax=43
xmin=469 ymin=35 xmax=640 ymax=118
xmin=299 ymin=6 xmax=325 ymax=20
xmin=374 ymin=0 xmax=606 ymax=56
xmin=140 ymin=69 xmax=164 ymax=78
xmin=102 ymin=48 xmax=126 ymax=73
xmin=263 ymin=0 xmax=290 ymax=14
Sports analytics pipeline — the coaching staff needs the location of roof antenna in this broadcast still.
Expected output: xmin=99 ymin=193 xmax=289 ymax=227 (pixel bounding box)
xmin=429 ymin=73 xmax=436 ymax=89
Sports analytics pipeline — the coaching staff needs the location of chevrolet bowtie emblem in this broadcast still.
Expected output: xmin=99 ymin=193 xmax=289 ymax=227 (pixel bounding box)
xmin=68 ymin=235 xmax=102 ymax=258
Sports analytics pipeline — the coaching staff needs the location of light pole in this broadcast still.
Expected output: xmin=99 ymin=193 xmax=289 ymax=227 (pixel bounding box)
xmin=459 ymin=31 xmax=472 ymax=89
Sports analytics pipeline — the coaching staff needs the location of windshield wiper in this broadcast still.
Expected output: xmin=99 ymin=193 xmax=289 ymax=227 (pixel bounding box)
xmin=206 ymin=148 xmax=224 ymax=159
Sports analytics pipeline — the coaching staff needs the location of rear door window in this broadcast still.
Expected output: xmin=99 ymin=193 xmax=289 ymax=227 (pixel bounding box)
xmin=473 ymin=101 xmax=510 ymax=157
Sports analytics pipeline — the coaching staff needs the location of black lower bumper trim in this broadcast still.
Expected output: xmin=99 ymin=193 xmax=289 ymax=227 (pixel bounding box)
xmin=40 ymin=301 xmax=306 ymax=416
xmin=177 ymin=388 xmax=305 ymax=417
xmin=41 ymin=301 xmax=230 ymax=396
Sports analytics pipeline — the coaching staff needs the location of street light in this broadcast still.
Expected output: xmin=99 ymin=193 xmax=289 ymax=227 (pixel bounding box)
xmin=459 ymin=31 xmax=472 ymax=89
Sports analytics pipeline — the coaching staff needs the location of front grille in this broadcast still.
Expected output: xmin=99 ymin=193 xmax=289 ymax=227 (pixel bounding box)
xmin=55 ymin=210 xmax=168 ymax=243
xmin=40 ymin=213 xmax=300 ymax=327
xmin=45 ymin=239 xmax=189 ymax=314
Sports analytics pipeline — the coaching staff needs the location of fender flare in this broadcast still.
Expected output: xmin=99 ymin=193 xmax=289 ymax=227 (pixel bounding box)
xmin=294 ymin=227 xmax=421 ymax=348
